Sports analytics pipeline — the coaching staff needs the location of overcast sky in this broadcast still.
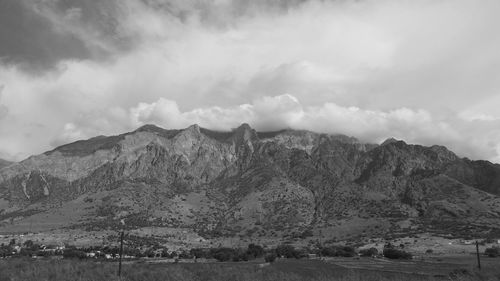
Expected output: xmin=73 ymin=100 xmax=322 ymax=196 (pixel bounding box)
xmin=0 ymin=0 xmax=500 ymax=163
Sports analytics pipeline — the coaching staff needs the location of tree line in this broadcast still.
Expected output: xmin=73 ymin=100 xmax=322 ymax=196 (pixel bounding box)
xmin=1 ymin=239 xmax=418 ymax=261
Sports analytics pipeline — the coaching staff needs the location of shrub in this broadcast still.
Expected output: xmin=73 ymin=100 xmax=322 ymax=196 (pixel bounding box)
xmin=294 ymin=248 xmax=309 ymax=259
xmin=485 ymin=247 xmax=500 ymax=257
xmin=484 ymin=238 xmax=496 ymax=244
xmin=19 ymin=248 xmax=36 ymax=257
xmin=178 ymin=250 xmax=193 ymax=259
xmin=190 ymin=248 xmax=210 ymax=259
xmin=144 ymin=248 xmax=156 ymax=258
xmin=275 ymin=245 xmax=299 ymax=258
xmin=337 ymin=246 xmax=356 ymax=257
xmin=246 ymin=244 xmax=264 ymax=258
xmin=102 ymin=246 xmax=119 ymax=255
xmin=359 ymin=247 xmax=378 ymax=257
xmin=264 ymin=253 xmax=277 ymax=263
xmin=23 ymin=240 xmax=34 ymax=248
xmin=36 ymin=250 xmax=53 ymax=257
xmin=232 ymin=250 xmax=250 ymax=262
xmin=63 ymin=248 xmax=87 ymax=259
xmin=383 ymin=248 xmax=412 ymax=259
xmin=320 ymin=246 xmax=337 ymax=257
xmin=0 ymin=246 xmax=12 ymax=258
xmin=210 ymin=248 xmax=236 ymax=262
xmin=320 ymin=245 xmax=356 ymax=257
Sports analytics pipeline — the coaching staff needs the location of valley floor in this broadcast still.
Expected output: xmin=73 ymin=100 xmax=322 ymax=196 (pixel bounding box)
xmin=0 ymin=256 xmax=497 ymax=281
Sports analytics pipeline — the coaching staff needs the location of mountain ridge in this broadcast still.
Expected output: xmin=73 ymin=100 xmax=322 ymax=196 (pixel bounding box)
xmin=1 ymin=123 xmax=500 ymax=245
xmin=0 ymin=158 xmax=12 ymax=170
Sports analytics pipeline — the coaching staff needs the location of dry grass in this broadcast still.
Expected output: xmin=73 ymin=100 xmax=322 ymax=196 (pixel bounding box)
xmin=0 ymin=258 xmax=485 ymax=281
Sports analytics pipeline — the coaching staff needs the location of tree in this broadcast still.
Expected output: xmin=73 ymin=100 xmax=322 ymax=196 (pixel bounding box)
xmin=320 ymin=246 xmax=337 ymax=257
xmin=265 ymin=253 xmax=277 ymax=263
xmin=232 ymin=250 xmax=250 ymax=262
xmin=0 ymin=246 xmax=11 ymax=258
xmin=336 ymin=246 xmax=356 ymax=257
xmin=190 ymin=248 xmax=209 ymax=259
xmin=383 ymin=247 xmax=412 ymax=259
xmin=247 ymin=244 xmax=264 ymax=259
xmin=23 ymin=240 xmax=35 ymax=249
xmin=178 ymin=250 xmax=193 ymax=259
xmin=359 ymin=247 xmax=378 ymax=257
xmin=144 ymin=248 xmax=156 ymax=258
xmin=485 ymin=247 xmax=500 ymax=257
xmin=276 ymin=245 xmax=299 ymax=258
xmin=20 ymin=248 xmax=36 ymax=257
xmin=63 ymin=248 xmax=87 ymax=259
xmin=320 ymin=245 xmax=356 ymax=257
xmin=161 ymin=250 xmax=170 ymax=258
xmin=210 ymin=248 xmax=236 ymax=262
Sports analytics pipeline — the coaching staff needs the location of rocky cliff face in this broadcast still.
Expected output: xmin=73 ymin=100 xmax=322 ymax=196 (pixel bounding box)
xmin=1 ymin=124 xmax=500 ymax=240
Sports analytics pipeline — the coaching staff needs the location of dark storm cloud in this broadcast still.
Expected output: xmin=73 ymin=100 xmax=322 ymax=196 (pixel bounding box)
xmin=139 ymin=0 xmax=309 ymax=24
xmin=37 ymin=0 xmax=137 ymax=51
xmin=0 ymin=0 xmax=307 ymax=70
xmin=0 ymin=0 xmax=92 ymax=70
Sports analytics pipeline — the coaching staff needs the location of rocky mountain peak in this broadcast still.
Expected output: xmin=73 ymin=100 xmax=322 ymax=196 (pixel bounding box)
xmin=231 ymin=123 xmax=258 ymax=144
xmin=236 ymin=123 xmax=252 ymax=130
xmin=134 ymin=124 xmax=181 ymax=139
xmin=175 ymin=124 xmax=203 ymax=142
xmin=381 ymin=137 xmax=400 ymax=146
xmin=135 ymin=124 xmax=163 ymax=133
xmin=430 ymin=145 xmax=459 ymax=162
xmin=185 ymin=124 xmax=201 ymax=134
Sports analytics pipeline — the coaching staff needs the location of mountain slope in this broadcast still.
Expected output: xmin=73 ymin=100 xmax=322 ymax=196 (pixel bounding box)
xmin=1 ymin=124 xmax=500 ymax=243
xmin=0 ymin=158 xmax=12 ymax=170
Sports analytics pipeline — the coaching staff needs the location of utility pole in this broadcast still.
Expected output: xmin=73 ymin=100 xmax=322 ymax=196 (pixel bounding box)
xmin=118 ymin=231 xmax=124 ymax=277
xmin=476 ymin=241 xmax=481 ymax=270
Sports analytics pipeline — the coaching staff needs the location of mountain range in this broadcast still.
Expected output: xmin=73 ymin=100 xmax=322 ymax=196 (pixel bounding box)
xmin=1 ymin=124 xmax=500 ymax=243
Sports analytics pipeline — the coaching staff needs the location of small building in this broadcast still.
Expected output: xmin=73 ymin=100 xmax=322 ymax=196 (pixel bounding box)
xmin=13 ymin=245 xmax=21 ymax=254
xmin=86 ymin=252 xmax=96 ymax=258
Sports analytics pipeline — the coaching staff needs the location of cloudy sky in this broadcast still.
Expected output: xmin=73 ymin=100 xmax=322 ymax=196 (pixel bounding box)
xmin=0 ymin=0 xmax=500 ymax=163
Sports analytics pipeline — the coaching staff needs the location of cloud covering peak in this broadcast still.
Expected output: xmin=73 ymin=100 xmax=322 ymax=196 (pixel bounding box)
xmin=1 ymin=0 xmax=500 ymax=163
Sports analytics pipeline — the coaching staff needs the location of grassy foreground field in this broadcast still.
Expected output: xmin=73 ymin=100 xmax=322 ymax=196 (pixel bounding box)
xmin=0 ymin=258 xmax=493 ymax=281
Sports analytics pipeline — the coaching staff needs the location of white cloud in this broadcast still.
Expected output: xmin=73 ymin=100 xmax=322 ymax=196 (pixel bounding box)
xmin=0 ymin=0 xmax=500 ymax=163
xmin=116 ymin=94 xmax=500 ymax=163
